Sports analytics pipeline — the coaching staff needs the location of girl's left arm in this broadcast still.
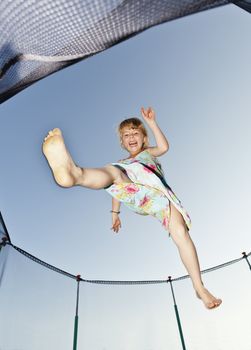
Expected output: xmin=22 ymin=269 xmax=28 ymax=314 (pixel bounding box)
xmin=141 ymin=107 xmax=169 ymax=157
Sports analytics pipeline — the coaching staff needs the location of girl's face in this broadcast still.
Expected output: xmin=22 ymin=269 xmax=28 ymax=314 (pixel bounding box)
xmin=121 ymin=127 xmax=146 ymax=156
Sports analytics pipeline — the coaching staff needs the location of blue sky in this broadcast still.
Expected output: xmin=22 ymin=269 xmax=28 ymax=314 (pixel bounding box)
xmin=0 ymin=3 xmax=251 ymax=350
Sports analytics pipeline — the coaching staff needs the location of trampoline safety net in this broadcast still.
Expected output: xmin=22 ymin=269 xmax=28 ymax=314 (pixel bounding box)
xmin=0 ymin=0 xmax=250 ymax=104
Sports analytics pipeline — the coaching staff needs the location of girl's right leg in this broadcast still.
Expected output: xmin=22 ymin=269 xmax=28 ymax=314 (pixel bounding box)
xmin=42 ymin=128 xmax=130 ymax=189
xmin=168 ymin=203 xmax=222 ymax=309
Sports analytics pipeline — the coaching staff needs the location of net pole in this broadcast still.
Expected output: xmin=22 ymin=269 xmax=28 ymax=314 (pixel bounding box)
xmin=168 ymin=276 xmax=187 ymax=350
xmin=73 ymin=275 xmax=81 ymax=350
xmin=242 ymin=252 xmax=251 ymax=271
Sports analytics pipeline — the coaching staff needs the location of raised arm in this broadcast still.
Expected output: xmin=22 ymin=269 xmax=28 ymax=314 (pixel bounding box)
xmin=141 ymin=107 xmax=169 ymax=157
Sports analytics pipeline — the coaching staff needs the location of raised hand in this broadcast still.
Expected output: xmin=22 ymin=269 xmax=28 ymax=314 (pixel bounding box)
xmin=141 ymin=107 xmax=156 ymax=125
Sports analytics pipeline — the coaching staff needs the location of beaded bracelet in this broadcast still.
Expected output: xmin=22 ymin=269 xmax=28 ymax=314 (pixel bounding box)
xmin=110 ymin=210 xmax=120 ymax=214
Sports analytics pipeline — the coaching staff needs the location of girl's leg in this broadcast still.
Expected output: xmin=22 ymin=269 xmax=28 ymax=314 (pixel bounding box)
xmin=42 ymin=128 xmax=130 ymax=188
xmin=168 ymin=203 xmax=222 ymax=309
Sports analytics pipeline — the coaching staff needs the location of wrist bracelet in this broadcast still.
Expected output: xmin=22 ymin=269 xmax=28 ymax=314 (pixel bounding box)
xmin=110 ymin=210 xmax=120 ymax=214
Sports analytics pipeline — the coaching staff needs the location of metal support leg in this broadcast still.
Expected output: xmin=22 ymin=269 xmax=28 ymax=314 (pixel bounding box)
xmin=73 ymin=275 xmax=81 ymax=350
xmin=168 ymin=276 xmax=187 ymax=350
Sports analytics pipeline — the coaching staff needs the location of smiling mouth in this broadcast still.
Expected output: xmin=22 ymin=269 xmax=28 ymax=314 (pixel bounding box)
xmin=129 ymin=141 xmax=137 ymax=146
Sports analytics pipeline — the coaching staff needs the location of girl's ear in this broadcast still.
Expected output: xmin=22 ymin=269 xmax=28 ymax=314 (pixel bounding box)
xmin=143 ymin=136 xmax=149 ymax=148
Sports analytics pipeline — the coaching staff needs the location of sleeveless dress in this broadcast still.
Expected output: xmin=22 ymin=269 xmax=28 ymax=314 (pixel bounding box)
xmin=105 ymin=149 xmax=191 ymax=231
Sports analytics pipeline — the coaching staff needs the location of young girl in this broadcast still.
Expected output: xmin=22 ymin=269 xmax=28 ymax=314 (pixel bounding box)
xmin=42 ymin=107 xmax=222 ymax=309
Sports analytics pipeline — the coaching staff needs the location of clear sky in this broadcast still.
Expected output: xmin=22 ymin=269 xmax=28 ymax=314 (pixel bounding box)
xmin=0 ymin=3 xmax=251 ymax=350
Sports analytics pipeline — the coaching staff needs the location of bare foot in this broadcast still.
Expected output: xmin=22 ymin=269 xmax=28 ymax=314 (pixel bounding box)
xmin=42 ymin=128 xmax=81 ymax=187
xmin=196 ymin=287 xmax=222 ymax=309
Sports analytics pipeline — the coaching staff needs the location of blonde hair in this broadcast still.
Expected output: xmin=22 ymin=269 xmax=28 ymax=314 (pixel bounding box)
xmin=118 ymin=117 xmax=149 ymax=148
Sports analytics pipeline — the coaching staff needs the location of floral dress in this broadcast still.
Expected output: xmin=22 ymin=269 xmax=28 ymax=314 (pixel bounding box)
xmin=105 ymin=149 xmax=191 ymax=231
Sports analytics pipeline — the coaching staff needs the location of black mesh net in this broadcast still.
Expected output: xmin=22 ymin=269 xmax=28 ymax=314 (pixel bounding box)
xmin=0 ymin=0 xmax=235 ymax=104
xmin=233 ymin=0 xmax=251 ymax=12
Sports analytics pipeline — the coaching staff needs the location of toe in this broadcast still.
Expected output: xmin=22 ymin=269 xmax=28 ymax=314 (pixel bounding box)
xmin=208 ymin=298 xmax=222 ymax=309
xmin=53 ymin=128 xmax=62 ymax=135
xmin=216 ymin=299 xmax=222 ymax=307
xmin=206 ymin=301 xmax=215 ymax=309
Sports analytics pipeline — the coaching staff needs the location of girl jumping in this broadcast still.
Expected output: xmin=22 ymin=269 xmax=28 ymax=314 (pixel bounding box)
xmin=42 ymin=107 xmax=222 ymax=309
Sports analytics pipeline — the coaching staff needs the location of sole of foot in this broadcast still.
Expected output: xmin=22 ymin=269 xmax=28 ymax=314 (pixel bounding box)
xmin=42 ymin=128 xmax=76 ymax=187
